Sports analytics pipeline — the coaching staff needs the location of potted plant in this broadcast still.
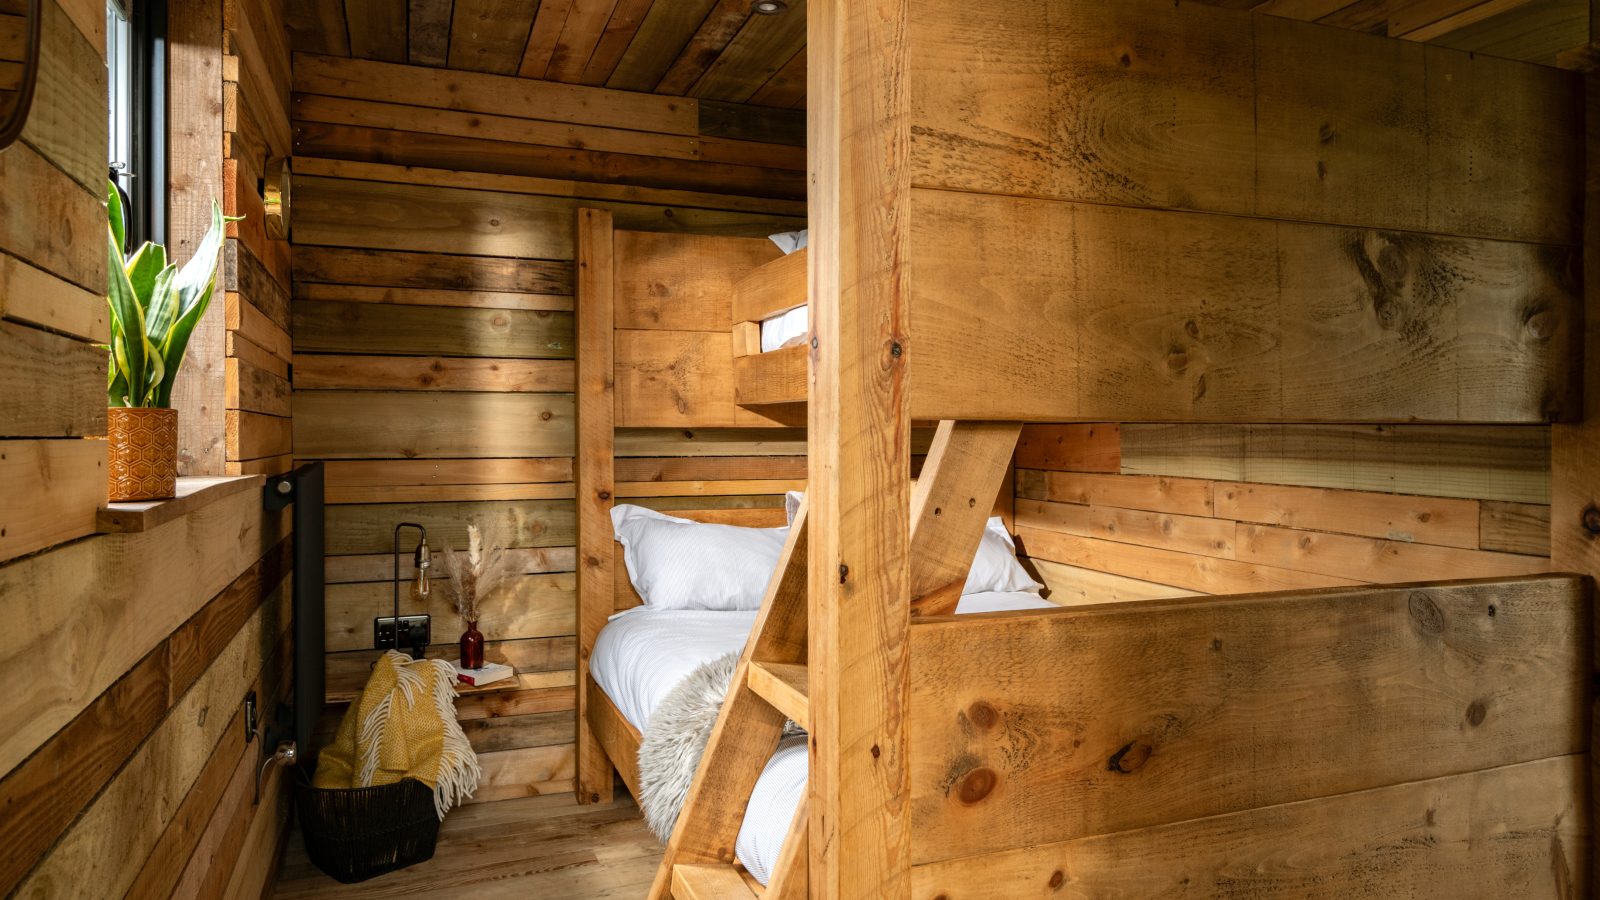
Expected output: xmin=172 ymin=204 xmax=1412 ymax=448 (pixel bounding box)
xmin=104 ymin=182 xmax=230 ymax=501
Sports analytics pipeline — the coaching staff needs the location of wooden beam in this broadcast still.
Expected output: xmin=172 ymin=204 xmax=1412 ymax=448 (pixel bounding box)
xmin=808 ymin=0 xmax=913 ymax=896
xmin=168 ymin=0 xmax=228 ymax=475
xmin=574 ymin=208 xmax=615 ymax=806
xmin=1548 ymin=58 xmax=1600 ymax=890
xmin=908 ymin=421 xmax=1021 ymax=615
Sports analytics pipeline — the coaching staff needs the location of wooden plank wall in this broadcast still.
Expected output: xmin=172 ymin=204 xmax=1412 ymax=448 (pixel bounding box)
xmin=1012 ymin=424 xmax=1553 ymax=604
xmin=290 ymin=54 xmax=806 ymax=802
xmin=905 ymin=0 xmax=1585 ymax=425
xmin=223 ymin=0 xmax=295 ymax=475
xmin=0 ymin=0 xmax=108 ymax=564
xmin=0 ymin=0 xmax=300 ymax=893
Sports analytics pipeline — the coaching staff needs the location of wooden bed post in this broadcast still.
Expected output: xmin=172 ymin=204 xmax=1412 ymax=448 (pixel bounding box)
xmin=575 ymin=208 xmax=616 ymax=805
xmin=1552 ymin=30 xmax=1600 ymax=893
xmin=808 ymin=0 xmax=913 ymax=896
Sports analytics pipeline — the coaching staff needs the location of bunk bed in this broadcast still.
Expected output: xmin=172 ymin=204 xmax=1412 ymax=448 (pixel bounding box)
xmin=574 ymin=0 xmax=1593 ymax=897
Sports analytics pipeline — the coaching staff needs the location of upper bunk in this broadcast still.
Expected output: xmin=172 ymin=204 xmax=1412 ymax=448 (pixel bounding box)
xmin=716 ymin=0 xmax=1586 ymax=426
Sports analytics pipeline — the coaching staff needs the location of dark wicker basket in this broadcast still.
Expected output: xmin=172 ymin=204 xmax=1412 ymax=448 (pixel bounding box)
xmin=293 ymin=765 xmax=441 ymax=884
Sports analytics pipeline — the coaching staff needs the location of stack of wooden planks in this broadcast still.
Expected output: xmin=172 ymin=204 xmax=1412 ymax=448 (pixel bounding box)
xmin=221 ymin=0 xmax=294 ymax=475
xmin=1013 ymin=423 xmax=1552 ymax=603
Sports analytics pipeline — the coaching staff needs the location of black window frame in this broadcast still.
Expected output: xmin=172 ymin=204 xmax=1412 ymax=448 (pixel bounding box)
xmin=108 ymin=0 xmax=167 ymax=251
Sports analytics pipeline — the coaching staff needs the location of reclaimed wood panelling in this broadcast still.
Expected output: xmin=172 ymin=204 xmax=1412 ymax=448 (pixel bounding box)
xmin=294 ymin=391 xmax=575 ymax=458
xmin=910 ymin=0 xmax=1582 ymax=246
xmin=909 ymin=188 xmax=1579 ymax=424
xmin=910 ymin=756 xmax=1587 ymax=898
xmin=909 ymin=576 xmax=1590 ymax=863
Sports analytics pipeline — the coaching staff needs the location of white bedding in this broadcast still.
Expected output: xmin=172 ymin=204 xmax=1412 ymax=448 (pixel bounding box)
xmin=759 ymin=304 xmax=810 ymax=353
xmin=590 ymin=590 xmax=1056 ymax=885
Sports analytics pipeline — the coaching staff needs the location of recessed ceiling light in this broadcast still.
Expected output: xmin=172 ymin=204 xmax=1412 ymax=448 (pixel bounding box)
xmin=753 ymin=0 xmax=787 ymax=14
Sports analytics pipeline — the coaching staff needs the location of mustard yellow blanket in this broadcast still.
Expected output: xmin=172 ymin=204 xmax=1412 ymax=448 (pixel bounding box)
xmin=314 ymin=651 xmax=481 ymax=818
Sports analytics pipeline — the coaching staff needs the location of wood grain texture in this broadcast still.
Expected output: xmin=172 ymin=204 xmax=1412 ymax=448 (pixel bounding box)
xmin=325 ymin=573 xmax=573 ymax=651
xmin=1015 ymin=424 xmax=1120 ymax=473
xmin=17 ymin=585 xmax=289 ymax=897
xmin=297 ymin=51 xmax=699 ymax=135
xmin=1017 ymin=525 xmax=1360 ymax=594
xmin=293 ymin=390 xmax=575 ymax=458
xmin=291 ymin=155 xmax=805 ymax=217
xmin=909 ymin=755 xmax=1588 ymax=898
xmin=325 ymin=499 xmax=573 ymax=555
xmin=1121 ymin=423 xmax=1552 ymax=504
xmin=575 ymin=208 xmax=617 ymax=806
xmin=294 ymin=245 xmax=574 ymax=295
xmin=908 ymin=575 xmax=1591 ymax=863
xmin=168 ymin=0 xmax=228 ymax=475
xmin=909 ymin=188 xmax=1579 ymax=423
xmin=293 ymin=355 xmax=576 ymax=392
xmin=615 ymin=330 xmax=785 ymax=428
xmin=614 ymin=230 xmax=779 ymax=331
xmin=4 ymin=322 xmax=104 ymax=441
xmin=0 ymin=485 xmax=288 ymax=780
xmin=293 ymin=120 xmax=807 ymax=201
xmin=0 ymin=250 xmax=108 ymax=342
xmin=807 ymin=0 xmax=914 ymax=894
xmin=293 ymin=300 xmax=574 ymax=359
xmin=0 ymin=439 xmax=105 ymax=563
xmin=296 ymin=175 xmax=793 ymax=259
xmin=448 ymin=0 xmax=539 ymax=73
xmin=908 ymin=421 xmax=1022 ymax=614
xmin=729 ymin=246 xmax=806 ymax=324
xmin=909 ymin=0 xmax=1583 ymax=246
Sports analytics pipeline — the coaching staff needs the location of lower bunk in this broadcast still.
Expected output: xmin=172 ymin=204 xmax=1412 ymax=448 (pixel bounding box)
xmin=588 ymin=568 xmax=1591 ymax=897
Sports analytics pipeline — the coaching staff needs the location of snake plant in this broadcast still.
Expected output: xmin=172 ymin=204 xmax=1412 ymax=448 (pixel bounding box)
xmin=105 ymin=181 xmax=233 ymax=408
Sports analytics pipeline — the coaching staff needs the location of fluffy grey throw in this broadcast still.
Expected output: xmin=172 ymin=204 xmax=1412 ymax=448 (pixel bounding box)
xmin=636 ymin=652 xmax=803 ymax=842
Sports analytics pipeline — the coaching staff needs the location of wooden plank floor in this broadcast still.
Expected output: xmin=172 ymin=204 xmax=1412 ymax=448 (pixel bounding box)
xmin=273 ymin=792 xmax=661 ymax=899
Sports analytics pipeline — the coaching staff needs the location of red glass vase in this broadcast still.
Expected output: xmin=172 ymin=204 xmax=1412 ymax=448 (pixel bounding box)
xmin=459 ymin=621 xmax=484 ymax=669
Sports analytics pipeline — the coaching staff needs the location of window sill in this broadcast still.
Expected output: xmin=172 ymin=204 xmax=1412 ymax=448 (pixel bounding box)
xmin=96 ymin=475 xmax=265 ymax=534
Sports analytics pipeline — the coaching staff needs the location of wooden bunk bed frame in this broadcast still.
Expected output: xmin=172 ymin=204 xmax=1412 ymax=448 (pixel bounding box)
xmin=573 ymin=1 xmax=1597 ymax=897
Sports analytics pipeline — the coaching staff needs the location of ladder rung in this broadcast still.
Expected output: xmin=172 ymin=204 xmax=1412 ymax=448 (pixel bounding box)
xmin=672 ymin=864 xmax=759 ymax=900
xmin=747 ymin=661 xmax=809 ymax=730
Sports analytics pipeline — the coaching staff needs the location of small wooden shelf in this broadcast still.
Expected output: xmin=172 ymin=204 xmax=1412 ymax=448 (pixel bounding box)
xmin=96 ymin=475 xmax=264 ymax=534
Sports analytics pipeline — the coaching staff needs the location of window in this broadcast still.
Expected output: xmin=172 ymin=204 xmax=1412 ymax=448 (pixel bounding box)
xmin=106 ymin=0 xmax=164 ymax=250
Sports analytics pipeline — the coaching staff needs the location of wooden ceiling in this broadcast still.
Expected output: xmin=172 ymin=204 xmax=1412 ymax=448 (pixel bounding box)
xmin=285 ymin=0 xmax=808 ymax=108
xmin=285 ymin=0 xmax=1587 ymax=112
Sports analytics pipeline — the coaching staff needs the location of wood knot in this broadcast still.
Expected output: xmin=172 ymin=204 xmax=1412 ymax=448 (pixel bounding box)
xmin=1408 ymin=591 xmax=1444 ymax=634
xmin=1118 ymin=52 xmax=1132 ymax=67
xmin=871 ymin=744 xmax=881 ymax=759
xmin=1465 ymin=700 xmax=1487 ymax=727
xmin=957 ymin=767 xmax=997 ymax=804
xmin=1108 ymin=740 xmax=1152 ymax=773
xmin=967 ymin=700 xmax=999 ymax=731
xmin=1583 ymin=506 xmax=1600 ymax=535
xmin=1049 ymin=869 xmax=1066 ymax=889
xmin=597 ymin=490 xmax=611 ymax=500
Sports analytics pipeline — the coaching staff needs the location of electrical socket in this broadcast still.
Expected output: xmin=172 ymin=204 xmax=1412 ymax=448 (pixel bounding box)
xmin=374 ymin=614 xmax=430 ymax=651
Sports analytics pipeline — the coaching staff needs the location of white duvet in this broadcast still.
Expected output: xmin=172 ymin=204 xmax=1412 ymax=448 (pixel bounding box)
xmin=590 ymin=591 xmax=1055 ymax=885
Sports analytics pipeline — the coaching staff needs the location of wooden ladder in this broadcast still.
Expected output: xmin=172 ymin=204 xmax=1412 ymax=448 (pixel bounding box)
xmin=648 ymin=421 xmax=1021 ymax=899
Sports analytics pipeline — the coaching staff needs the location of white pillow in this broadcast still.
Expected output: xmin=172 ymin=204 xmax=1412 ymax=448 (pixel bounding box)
xmin=783 ymin=493 xmax=1040 ymax=595
xmin=966 ymin=518 xmax=1044 ymax=595
xmin=768 ymin=228 xmax=808 ymax=254
xmin=611 ymin=505 xmax=787 ymax=611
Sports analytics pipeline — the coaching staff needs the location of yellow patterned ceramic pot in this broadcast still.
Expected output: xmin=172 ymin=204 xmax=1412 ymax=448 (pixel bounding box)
xmin=107 ymin=407 xmax=178 ymax=502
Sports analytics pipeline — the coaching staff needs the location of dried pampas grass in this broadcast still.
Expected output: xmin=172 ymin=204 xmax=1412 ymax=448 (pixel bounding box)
xmin=439 ymin=524 xmax=510 ymax=625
